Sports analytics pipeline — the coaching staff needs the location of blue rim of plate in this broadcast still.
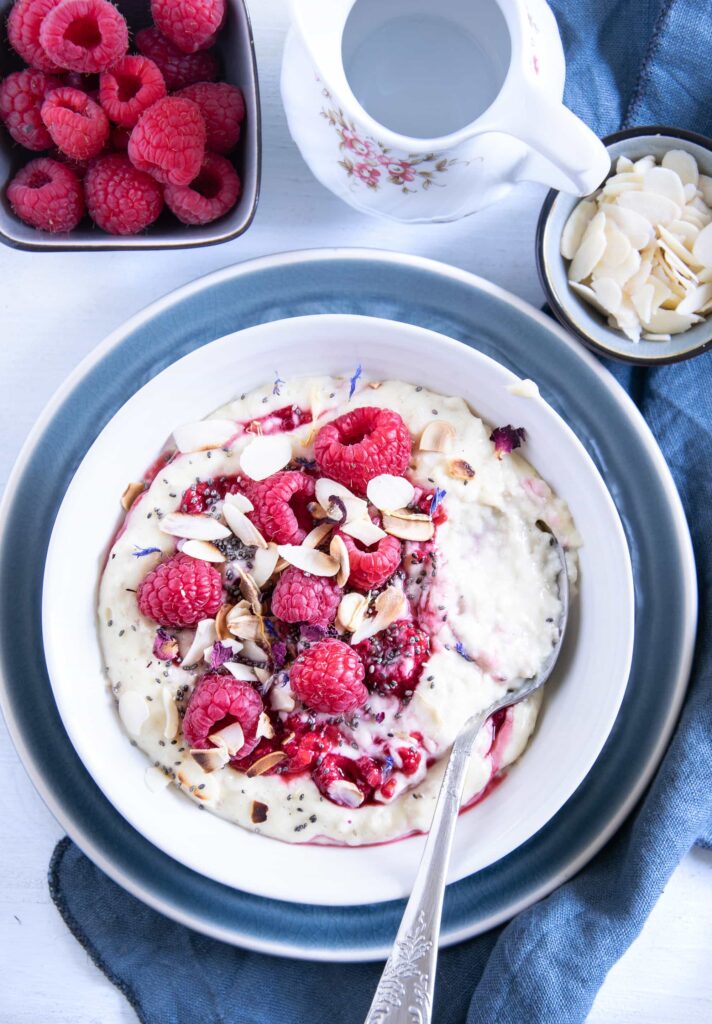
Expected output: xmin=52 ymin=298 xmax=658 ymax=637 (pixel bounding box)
xmin=0 ymin=249 xmax=697 ymax=962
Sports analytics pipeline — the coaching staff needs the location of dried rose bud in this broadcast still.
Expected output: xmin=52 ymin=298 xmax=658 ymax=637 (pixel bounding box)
xmin=153 ymin=628 xmax=179 ymax=662
xmin=490 ymin=425 xmax=527 ymax=458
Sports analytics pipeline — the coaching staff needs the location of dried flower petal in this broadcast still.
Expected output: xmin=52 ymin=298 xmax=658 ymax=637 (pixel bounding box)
xmin=490 ymin=425 xmax=526 ymax=458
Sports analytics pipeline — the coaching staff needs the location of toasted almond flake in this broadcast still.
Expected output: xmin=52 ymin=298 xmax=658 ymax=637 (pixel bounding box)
xmin=337 ymin=591 xmax=369 ymax=633
xmin=692 ymin=221 xmax=712 ymax=267
xmin=239 ymin=434 xmax=292 ymax=481
xmin=314 ymin=478 xmax=368 ymax=523
xmin=250 ymin=543 xmax=280 ymax=588
xmin=180 ymin=539 xmax=226 ymax=563
xmin=118 ymin=691 xmax=149 ymax=737
xmin=144 ymin=765 xmax=170 ymax=793
xmin=215 ymin=603 xmax=232 ymax=641
xmin=618 ymin=190 xmax=681 ymax=226
xmin=560 ymin=199 xmax=597 ymax=259
xmin=303 ymin=522 xmax=335 ymax=549
xmin=253 ymin=666 xmax=271 ymax=684
xmin=327 ymin=778 xmax=364 ymax=808
xmin=307 ymin=500 xmax=328 ymax=521
xmin=277 ymin=544 xmax=339 ymax=576
xmin=246 ymin=751 xmax=287 ymax=777
xmin=662 ymin=149 xmax=699 ymax=187
xmin=274 ymin=557 xmax=289 ymax=574
xmin=224 ymin=491 xmax=254 ymax=513
xmin=233 ymin=566 xmax=262 ymax=614
xmin=270 ymin=685 xmax=296 ymax=712
xmin=242 ymin=639 xmax=270 ymax=663
xmin=162 ymin=687 xmax=179 ymax=740
xmin=418 ymin=419 xmax=456 ymax=453
xmin=222 ymin=503 xmax=268 ymax=549
xmin=340 ymin=516 xmax=387 ymax=547
xmin=224 ymin=662 xmax=258 ymax=681
xmin=181 ymin=618 xmax=217 ymax=665
xmin=367 ymin=474 xmax=415 ymax=513
xmin=569 ymin=211 xmax=607 ymax=282
xmin=447 ymin=458 xmax=476 ymax=480
xmin=368 ymin=380 xmax=383 ymax=389
xmin=350 ymin=586 xmax=406 ymax=644
xmin=382 ymin=510 xmax=434 ymax=542
xmin=675 ymin=281 xmax=712 ymax=315
xmin=251 ymin=800 xmax=269 ymax=824
xmin=256 ymin=712 xmax=275 ymax=741
xmin=225 ymin=610 xmax=262 ymax=641
xmin=190 ymin=746 xmax=229 ymax=773
xmin=329 ymin=533 xmax=351 ymax=587
xmin=121 ymin=482 xmax=145 ymax=511
xmin=174 ymin=419 xmax=235 ymax=453
xmin=209 ymin=721 xmax=245 ymax=756
xmin=160 ymin=512 xmax=231 ymax=541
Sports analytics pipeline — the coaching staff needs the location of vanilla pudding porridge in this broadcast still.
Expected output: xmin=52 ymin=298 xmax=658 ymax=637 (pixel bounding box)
xmin=99 ymin=373 xmax=579 ymax=845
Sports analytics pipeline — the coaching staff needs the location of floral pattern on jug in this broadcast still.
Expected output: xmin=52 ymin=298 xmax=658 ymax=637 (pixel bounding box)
xmin=320 ymin=85 xmax=460 ymax=194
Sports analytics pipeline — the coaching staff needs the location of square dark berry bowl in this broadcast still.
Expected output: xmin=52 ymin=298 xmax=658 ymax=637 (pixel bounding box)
xmin=0 ymin=0 xmax=261 ymax=250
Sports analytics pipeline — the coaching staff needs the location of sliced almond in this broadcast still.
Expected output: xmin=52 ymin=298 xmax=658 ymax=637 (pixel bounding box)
xmin=657 ymin=226 xmax=703 ymax=270
xmin=598 ymin=221 xmax=632 ymax=269
xmin=190 ymin=746 xmax=229 ymax=773
xmin=367 ymin=474 xmax=415 ymax=513
xmin=643 ymin=308 xmax=702 ymax=334
xmin=382 ymin=510 xmax=434 ymax=542
xmin=224 ymin=491 xmax=254 ymax=513
xmin=209 ymin=721 xmax=245 ymax=756
xmin=642 ymin=332 xmax=672 ymax=341
xmin=418 ymin=419 xmax=456 ymax=453
xmin=314 ymin=478 xmax=368 ymax=523
xmin=618 ymin=190 xmax=681 ymax=226
xmin=250 ymin=543 xmax=280 ymax=588
xmin=241 ymin=639 xmax=270 ymax=663
xmin=224 ymin=662 xmax=258 ymax=682
xmin=630 ymin=283 xmax=655 ymax=324
xmin=350 ymin=586 xmax=406 ymax=644
xmin=118 ymin=691 xmax=148 ymax=737
xmin=326 ymin=778 xmax=365 ymax=808
xmin=447 ymin=458 xmax=476 ymax=480
xmin=225 ymin=610 xmax=262 ymax=641
xmin=246 ymin=751 xmax=287 ymax=777
xmin=181 ymin=618 xmax=217 ymax=666
xmin=256 ymin=712 xmax=275 ymax=741
xmin=341 ymin=517 xmax=387 ymax=546
xmin=222 ymin=503 xmax=268 ymax=549
xmin=643 ymin=166 xmax=686 ymax=207
xmin=215 ymin=603 xmax=233 ymax=641
xmin=234 ymin=566 xmax=263 ymax=614
xmin=303 ymin=522 xmax=335 ymax=549
xmin=239 ymin=434 xmax=292 ymax=481
xmin=570 ymin=281 xmax=609 ymax=315
xmin=253 ymin=666 xmax=271 ymax=684
xmin=560 ymin=199 xmax=596 ymax=259
xmin=270 ymin=685 xmax=296 ymax=712
xmin=593 ymin=247 xmax=640 ymax=288
xmin=337 ymin=591 xmax=369 ymax=633
xmin=674 ymin=281 xmax=712 ymax=315
xmin=121 ymin=481 xmax=145 ymax=511
xmin=180 ymin=539 xmax=226 ymax=563
xmin=591 ymin=277 xmax=623 ymax=314
xmin=368 ymin=380 xmax=383 ymax=390
xmin=144 ymin=765 xmax=170 ymax=793
xmin=329 ymin=533 xmax=350 ymax=587
xmin=692 ymin=221 xmax=712 ymax=267
xmin=203 ymin=637 xmax=242 ymax=665
xmin=162 ymin=687 xmax=179 ymax=741
xmin=568 ymin=211 xmax=607 ymax=282
xmin=307 ymin=500 xmax=328 ymax=521
xmin=251 ymin=800 xmax=269 ymax=824
xmin=698 ymin=174 xmax=712 ymax=207
xmin=277 ymin=544 xmax=339 ymax=576
xmin=669 ymin=219 xmax=700 ymax=246
xmin=604 ymin=204 xmax=654 ymax=250
xmin=173 ymin=419 xmax=235 ymax=453
xmin=160 ymin=512 xmax=231 ymax=541
xmin=662 ymin=149 xmax=699 ymax=187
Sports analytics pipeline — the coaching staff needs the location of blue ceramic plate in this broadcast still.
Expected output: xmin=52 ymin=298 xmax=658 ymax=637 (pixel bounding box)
xmin=0 ymin=250 xmax=696 ymax=961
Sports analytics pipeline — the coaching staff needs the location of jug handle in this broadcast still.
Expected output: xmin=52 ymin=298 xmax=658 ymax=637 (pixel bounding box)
xmin=496 ymin=88 xmax=610 ymax=195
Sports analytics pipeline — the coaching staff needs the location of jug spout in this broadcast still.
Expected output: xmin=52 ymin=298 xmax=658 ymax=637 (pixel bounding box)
xmin=484 ymin=87 xmax=610 ymax=196
xmin=289 ymin=0 xmax=355 ymax=87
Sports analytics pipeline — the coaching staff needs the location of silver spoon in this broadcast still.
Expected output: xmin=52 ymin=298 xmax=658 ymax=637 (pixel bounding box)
xmin=364 ymin=522 xmax=570 ymax=1024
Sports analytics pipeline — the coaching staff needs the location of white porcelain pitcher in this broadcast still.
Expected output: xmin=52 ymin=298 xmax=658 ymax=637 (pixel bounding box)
xmin=281 ymin=0 xmax=610 ymax=222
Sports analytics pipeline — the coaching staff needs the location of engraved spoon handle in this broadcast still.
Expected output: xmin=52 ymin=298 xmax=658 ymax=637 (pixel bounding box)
xmin=364 ymin=712 xmax=486 ymax=1024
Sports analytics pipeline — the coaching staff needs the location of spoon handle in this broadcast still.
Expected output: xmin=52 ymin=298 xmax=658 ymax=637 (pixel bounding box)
xmin=364 ymin=712 xmax=486 ymax=1024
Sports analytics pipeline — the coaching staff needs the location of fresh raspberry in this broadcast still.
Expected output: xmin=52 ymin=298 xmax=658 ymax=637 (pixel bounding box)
xmin=99 ymin=56 xmax=167 ymax=128
xmin=397 ymin=745 xmax=422 ymax=776
xmin=151 ymin=0 xmax=225 ymax=54
xmin=7 ymin=157 xmax=84 ymax=231
xmin=280 ymin=718 xmax=342 ymax=774
xmin=137 ymin=551 xmax=222 ymax=628
xmin=164 ymin=152 xmax=240 ymax=225
xmin=41 ymin=86 xmax=109 ymax=159
xmin=179 ymin=474 xmax=246 ymax=514
xmin=128 ymin=96 xmax=205 ymax=186
xmin=337 ymin=530 xmax=401 ymax=592
xmin=182 ymin=672 xmax=263 ymax=757
xmin=354 ymin=621 xmax=430 ymax=699
xmin=7 ymin=0 xmax=63 ymax=73
xmin=39 ymin=0 xmax=129 ymax=73
xmin=271 ymin=567 xmax=342 ymax=629
xmin=312 ymin=753 xmax=385 ymax=807
xmin=290 ymin=638 xmax=367 ymax=714
xmin=177 ymin=82 xmax=244 ymax=153
xmin=246 ymin=471 xmax=315 ymax=545
xmin=85 ymin=154 xmax=164 ymax=235
xmin=136 ymin=27 xmax=219 ymax=90
xmin=0 ymin=69 xmax=62 ymax=151
xmin=314 ymin=407 xmax=412 ymax=496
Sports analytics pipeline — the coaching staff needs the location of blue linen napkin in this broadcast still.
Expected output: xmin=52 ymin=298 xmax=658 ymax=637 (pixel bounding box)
xmin=48 ymin=2 xmax=712 ymax=1021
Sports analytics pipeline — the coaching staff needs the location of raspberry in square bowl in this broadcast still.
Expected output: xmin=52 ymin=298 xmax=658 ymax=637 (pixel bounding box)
xmin=98 ymin=372 xmax=580 ymax=846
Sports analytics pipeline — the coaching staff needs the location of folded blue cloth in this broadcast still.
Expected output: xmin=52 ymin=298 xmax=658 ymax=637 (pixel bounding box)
xmin=48 ymin=2 xmax=712 ymax=1021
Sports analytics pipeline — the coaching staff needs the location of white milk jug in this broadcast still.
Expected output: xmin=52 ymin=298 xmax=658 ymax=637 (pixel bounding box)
xmin=281 ymin=0 xmax=610 ymax=222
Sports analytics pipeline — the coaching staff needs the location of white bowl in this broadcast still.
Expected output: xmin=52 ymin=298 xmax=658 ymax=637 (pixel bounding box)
xmin=42 ymin=314 xmax=634 ymax=906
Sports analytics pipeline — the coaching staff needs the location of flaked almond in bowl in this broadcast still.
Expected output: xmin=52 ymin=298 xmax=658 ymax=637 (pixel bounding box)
xmin=537 ymin=126 xmax=712 ymax=364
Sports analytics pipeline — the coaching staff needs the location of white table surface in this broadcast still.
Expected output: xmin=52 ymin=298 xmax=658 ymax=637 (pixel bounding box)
xmin=0 ymin=3 xmax=710 ymax=1022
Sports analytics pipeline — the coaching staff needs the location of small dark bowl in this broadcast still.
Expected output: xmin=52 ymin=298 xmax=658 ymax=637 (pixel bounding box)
xmin=536 ymin=126 xmax=712 ymax=365
xmin=0 ymin=0 xmax=261 ymax=250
